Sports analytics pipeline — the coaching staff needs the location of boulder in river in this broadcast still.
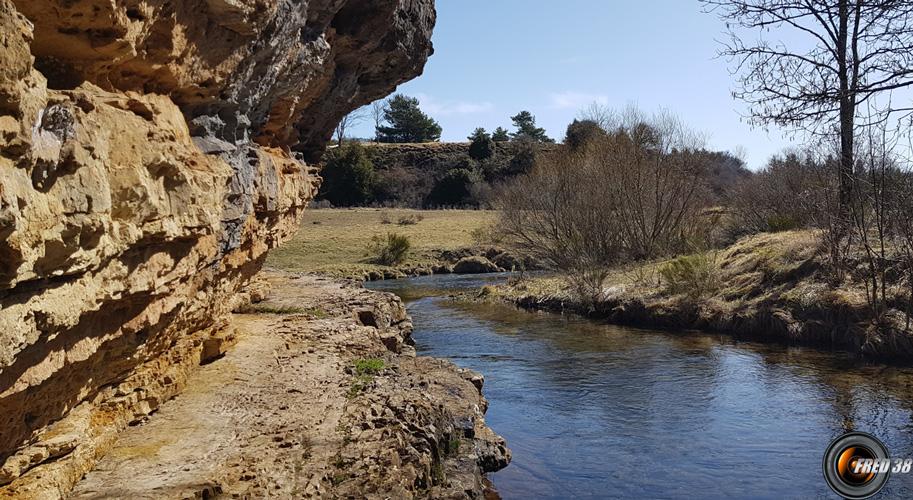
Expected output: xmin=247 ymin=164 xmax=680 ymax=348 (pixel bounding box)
xmin=453 ymin=256 xmax=502 ymax=274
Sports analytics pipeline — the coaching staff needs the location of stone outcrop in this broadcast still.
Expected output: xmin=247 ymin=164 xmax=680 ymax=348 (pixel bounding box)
xmin=0 ymin=0 xmax=434 ymax=494
xmin=67 ymin=272 xmax=509 ymax=499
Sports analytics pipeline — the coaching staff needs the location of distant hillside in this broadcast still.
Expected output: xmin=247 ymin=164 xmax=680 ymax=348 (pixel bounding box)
xmin=320 ymin=141 xmax=559 ymax=208
xmin=318 ymin=142 xmax=749 ymax=208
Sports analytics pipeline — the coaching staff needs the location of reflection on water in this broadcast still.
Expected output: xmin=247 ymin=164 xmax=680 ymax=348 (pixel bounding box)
xmin=368 ymin=274 xmax=913 ymax=499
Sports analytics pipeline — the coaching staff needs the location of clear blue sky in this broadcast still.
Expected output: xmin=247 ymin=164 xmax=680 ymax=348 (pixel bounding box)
xmin=350 ymin=0 xmax=795 ymax=170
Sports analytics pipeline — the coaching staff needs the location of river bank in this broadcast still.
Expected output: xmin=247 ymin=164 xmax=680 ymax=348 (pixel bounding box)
xmin=3 ymin=271 xmax=508 ymax=498
xmin=368 ymin=273 xmax=913 ymax=498
xmin=486 ymin=230 xmax=913 ymax=360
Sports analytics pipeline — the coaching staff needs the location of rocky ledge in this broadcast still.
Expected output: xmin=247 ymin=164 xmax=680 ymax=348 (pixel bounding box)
xmin=63 ymin=271 xmax=509 ymax=499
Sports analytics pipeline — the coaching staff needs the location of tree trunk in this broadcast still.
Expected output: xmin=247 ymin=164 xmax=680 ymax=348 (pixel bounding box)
xmin=837 ymin=0 xmax=854 ymax=225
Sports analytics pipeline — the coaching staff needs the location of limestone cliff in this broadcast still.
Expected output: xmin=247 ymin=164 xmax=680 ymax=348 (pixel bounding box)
xmin=0 ymin=0 xmax=435 ymax=494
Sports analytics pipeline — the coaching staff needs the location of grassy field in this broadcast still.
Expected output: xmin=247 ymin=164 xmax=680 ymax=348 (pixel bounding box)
xmin=266 ymin=208 xmax=498 ymax=277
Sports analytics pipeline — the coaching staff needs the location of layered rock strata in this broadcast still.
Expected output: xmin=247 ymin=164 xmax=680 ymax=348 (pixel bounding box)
xmin=0 ymin=0 xmax=435 ymax=494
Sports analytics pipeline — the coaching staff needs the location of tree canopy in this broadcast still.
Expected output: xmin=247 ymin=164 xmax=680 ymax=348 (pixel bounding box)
xmin=510 ymin=111 xmax=553 ymax=143
xmin=492 ymin=127 xmax=510 ymax=142
xmin=565 ymin=119 xmax=607 ymax=150
xmin=376 ymin=94 xmax=442 ymax=143
xmin=468 ymin=127 xmax=495 ymax=161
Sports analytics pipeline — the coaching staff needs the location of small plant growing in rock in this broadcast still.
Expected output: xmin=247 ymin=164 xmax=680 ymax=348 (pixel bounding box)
xmin=347 ymin=358 xmax=386 ymax=398
xmin=447 ymin=437 xmax=461 ymax=455
xmin=238 ymin=304 xmax=306 ymax=315
xmin=366 ymin=232 xmax=411 ymax=266
xmin=354 ymin=358 xmax=385 ymax=375
xmin=303 ymin=307 xmax=328 ymax=319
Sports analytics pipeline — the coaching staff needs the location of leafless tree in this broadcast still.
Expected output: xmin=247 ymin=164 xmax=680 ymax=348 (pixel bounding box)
xmin=371 ymin=100 xmax=388 ymax=141
xmin=703 ymin=0 xmax=913 ymax=217
xmin=334 ymin=108 xmax=367 ymax=147
xmin=578 ymin=102 xmax=615 ymax=131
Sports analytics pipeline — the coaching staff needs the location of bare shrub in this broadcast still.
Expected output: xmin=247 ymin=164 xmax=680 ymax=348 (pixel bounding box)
xmin=310 ymin=199 xmax=333 ymax=209
xmin=732 ymin=150 xmax=831 ymax=233
xmin=374 ymin=166 xmax=427 ymax=208
xmin=848 ymin=120 xmax=913 ymax=322
xmin=470 ymin=225 xmax=504 ymax=247
xmin=496 ymin=107 xmax=711 ymax=302
xmin=396 ymin=213 xmax=424 ymax=225
xmin=890 ymin=173 xmax=913 ymax=328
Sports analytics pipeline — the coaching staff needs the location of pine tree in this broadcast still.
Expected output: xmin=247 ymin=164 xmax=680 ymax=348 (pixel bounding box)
xmin=510 ymin=111 xmax=553 ymax=143
xmin=491 ymin=127 xmax=510 ymax=142
xmin=375 ymin=94 xmax=442 ymax=143
xmin=467 ymin=127 xmax=494 ymax=161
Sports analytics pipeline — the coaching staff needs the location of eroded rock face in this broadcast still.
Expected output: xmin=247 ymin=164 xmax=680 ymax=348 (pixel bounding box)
xmin=0 ymin=0 xmax=434 ymax=493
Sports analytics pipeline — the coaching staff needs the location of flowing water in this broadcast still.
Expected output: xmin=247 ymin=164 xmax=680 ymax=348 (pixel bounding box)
xmin=367 ymin=274 xmax=913 ymax=499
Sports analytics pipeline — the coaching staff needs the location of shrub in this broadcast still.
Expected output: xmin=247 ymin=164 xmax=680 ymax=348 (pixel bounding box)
xmin=505 ymin=142 xmax=537 ymax=176
xmin=659 ymin=252 xmax=720 ymax=300
xmin=425 ymin=168 xmax=482 ymax=207
xmin=564 ymin=119 xmax=607 ymax=151
xmin=397 ymin=213 xmax=424 ymax=225
xmin=766 ymin=214 xmax=802 ymax=232
xmin=468 ymin=127 xmax=495 ymax=161
xmin=372 ymin=165 xmax=428 ymax=208
xmin=731 ymin=151 xmax=829 ymax=233
xmin=318 ymin=144 xmax=376 ymax=206
xmin=367 ymin=232 xmax=411 ymax=265
xmin=469 ymin=225 xmax=503 ymax=246
xmin=497 ymin=106 xmax=710 ymax=279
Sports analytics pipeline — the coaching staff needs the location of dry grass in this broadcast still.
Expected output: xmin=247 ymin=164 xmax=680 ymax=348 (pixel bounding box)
xmin=266 ymin=208 xmax=497 ymax=276
xmin=501 ymin=230 xmax=827 ymax=303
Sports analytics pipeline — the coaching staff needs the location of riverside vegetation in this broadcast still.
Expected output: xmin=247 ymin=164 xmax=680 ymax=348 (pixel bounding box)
xmin=449 ymin=1 xmax=913 ymax=362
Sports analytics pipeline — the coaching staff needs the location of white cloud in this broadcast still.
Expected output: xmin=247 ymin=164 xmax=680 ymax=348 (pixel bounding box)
xmin=414 ymin=93 xmax=494 ymax=116
xmin=549 ymin=91 xmax=609 ymax=110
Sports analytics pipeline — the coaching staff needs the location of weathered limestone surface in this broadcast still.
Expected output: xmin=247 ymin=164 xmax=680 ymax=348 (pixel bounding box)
xmin=68 ymin=272 xmax=510 ymax=499
xmin=0 ymin=0 xmax=435 ymax=495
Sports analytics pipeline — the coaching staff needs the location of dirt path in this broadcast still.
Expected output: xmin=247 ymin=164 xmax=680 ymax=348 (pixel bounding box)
xmin=68 ymin=272 xmax=508 ymax=499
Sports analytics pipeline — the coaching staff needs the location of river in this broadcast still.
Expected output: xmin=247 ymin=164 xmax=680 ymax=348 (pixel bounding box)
xmin=367 ymin=273 xmax=913 ymax=499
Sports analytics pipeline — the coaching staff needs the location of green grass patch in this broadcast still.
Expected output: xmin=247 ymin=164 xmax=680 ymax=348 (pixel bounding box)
xmin=239 ymin=304 xmax=306 ymax=315
xmin=354 ymin=358 xmax=385 ymax=376
xmin=346 ymin=358 xmax=386 ymax=399
xmin=303 ymin=307 xmax=328 ymax=319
